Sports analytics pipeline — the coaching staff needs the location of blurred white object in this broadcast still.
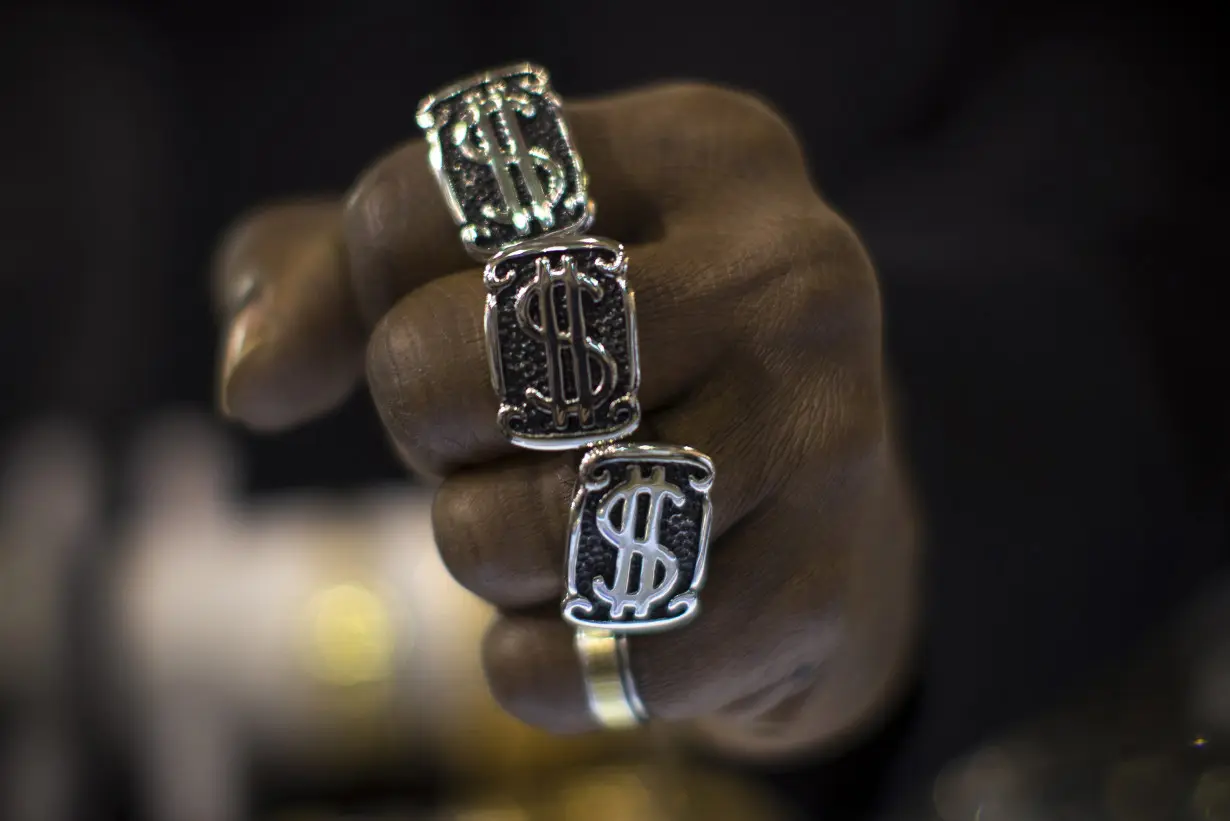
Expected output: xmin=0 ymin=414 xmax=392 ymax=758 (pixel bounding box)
xmin=0 ymin=411 xmax=628 ymax=821
xmin=0 ymin=419 xmax=101 ymax=821
xmin=110 ymin=412 xmax=620 ymax=821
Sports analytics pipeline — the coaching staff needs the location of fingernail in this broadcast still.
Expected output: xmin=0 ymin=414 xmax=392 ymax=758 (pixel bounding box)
xmin=219 ymin=298 xmax=266 ymax=418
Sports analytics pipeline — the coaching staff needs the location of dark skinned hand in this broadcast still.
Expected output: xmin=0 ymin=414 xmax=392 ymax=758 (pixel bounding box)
xmin=212 ymin=82 xmax=919 ymax=759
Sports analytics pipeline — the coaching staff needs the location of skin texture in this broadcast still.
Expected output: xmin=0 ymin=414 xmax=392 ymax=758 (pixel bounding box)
xmin=213 ymin=82 xmax=920 ymax=759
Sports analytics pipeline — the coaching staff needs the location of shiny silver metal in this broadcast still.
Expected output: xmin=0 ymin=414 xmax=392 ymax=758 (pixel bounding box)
xmin=484 ymin=237 xmax=640 ymax=450
xmin=417 ymin=63 xmax=594 ymax=258
xmin=563 ymin=444 xmax=715 ymax=635
xmin=575 ymin=628 xmax=647 ymax=728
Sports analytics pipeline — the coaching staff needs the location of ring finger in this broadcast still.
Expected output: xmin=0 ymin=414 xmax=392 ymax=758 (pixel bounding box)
xmin=430 ymin=355 xmax=845 ymax=609
xmin=480 ymin=492 xmax=847 ymax=734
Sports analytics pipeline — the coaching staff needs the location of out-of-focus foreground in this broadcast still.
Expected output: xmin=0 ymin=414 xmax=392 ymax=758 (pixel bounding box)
xmin=0 ymin=413 xmax=800 ymax=820
xmin=2 ymin=414 xmax=1230 ymax=820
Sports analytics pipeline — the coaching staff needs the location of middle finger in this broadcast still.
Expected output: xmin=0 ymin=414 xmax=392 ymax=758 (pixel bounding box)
xmin=364 ymin=233 xmax=745 ymax=477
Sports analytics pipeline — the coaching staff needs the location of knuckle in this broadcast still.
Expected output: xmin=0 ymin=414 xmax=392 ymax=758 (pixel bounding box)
xmin=797 ymin=366 xmax=888 ymax=480
xmin=770 ymin=211 xmax=881 ymax=345
xmin=431 ymin=463 xmax=571 ymax=606
xmin=739 ymin=220 xmax=885 ymax=474
xmin=481 ymin=618 xmax=592 ymax=734
xmin=339 ymin=138 xmax=470 ymax=325
xmin=774 ymin=205 xmax=863 ymax=277
xmin=632 ymin=82 xmax=806 ymax=187
xmin=365 ymin=307 xmax=437 ymax=463
xmin=652 ymin=80 xmax=753 ymax=112
xmin=365 ymin=277 xmax=496 ymax=476
xmin=432 ymin=479 xmax=498 ymax=591
xmin=364 ymin=284 xmax=459 ymax=423
xmin=342 ymin=147 xmax=411 ymax=261
xmin=685 ymin=83 xmax=803 ymax=163
xmin=658 ymin=82 xmax=794 ymax=137
xmin=480 ymin=620 xmax=525 ymax=711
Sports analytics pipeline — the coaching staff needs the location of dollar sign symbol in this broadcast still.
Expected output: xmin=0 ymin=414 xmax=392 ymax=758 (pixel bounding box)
xmin=454 ymin=84 xmax=566 ymax=236
xmin=515 ymin=256 xmax=617 ymax=430
xmin=592 ymin=465 xmax=684 ymax=619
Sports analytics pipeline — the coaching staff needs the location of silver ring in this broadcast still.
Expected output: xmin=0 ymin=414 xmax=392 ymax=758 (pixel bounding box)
xmin=417 ymin=63 xmax=594 ymax=259
xmin=483 ymin=237 xmax=641 ymax=450
xmin=575 ymin=628 xmax=647 ymax=728
xmin=417 ymin=67 xmax=717 ymax=655
xmin=563 ymin=443 xmax=716 ymax=635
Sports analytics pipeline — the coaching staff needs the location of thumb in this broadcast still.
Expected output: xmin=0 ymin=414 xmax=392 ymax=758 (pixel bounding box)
xmin=213 ymin=200 xmax=364 ymax=431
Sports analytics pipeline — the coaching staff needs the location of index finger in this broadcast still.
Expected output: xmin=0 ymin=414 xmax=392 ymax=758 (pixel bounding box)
xmin=343 ymin=79 xmax=795 ymax=328
xmin=341 ymin=105 xmax=656 ymax=328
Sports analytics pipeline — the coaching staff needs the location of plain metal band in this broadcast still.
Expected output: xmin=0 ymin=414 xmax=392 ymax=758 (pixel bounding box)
xmin=575 ymin=628 xmax=648 ymax=728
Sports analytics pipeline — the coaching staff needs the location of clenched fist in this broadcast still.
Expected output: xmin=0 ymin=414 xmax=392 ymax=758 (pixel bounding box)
xmin=213 ymin=81 xmax=919 ymax=758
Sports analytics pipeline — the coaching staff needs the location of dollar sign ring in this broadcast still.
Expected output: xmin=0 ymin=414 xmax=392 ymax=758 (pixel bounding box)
xmin=417 ymin=63 xmax=594 ymax=259
xmin=483 ymin=237 xmax=641 ymax=450
xmin=567 ymin=444 xmax=715 ymax=728
xmin=563 ymin=443 xmax=716 ymax=635
xmin=418 ymin=66 xmax=715 ymax=727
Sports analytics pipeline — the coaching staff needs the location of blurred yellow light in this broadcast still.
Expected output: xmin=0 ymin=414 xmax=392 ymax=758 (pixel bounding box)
xmin=559 ymin=770 xmax=662 ymax=821
xmin=305 ymin=583 xmax=395 ymax=686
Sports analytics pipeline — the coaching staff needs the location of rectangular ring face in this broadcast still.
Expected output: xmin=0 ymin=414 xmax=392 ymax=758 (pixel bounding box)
xmin=563 ymin=444 xmax=715 ymax=634
xmin=485 ymin=238 xmax=640 ymax=450
xmin=417 ymin=63 xmax=593 ymax=257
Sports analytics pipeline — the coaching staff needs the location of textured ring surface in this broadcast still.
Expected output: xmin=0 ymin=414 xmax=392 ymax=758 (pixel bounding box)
xmin=484 ymin=236 xmax=640 ymax=450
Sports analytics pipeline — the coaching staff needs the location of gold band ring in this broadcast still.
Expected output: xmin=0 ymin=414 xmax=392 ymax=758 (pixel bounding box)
xmin=574 ymin=628 xmax=647 ymax=729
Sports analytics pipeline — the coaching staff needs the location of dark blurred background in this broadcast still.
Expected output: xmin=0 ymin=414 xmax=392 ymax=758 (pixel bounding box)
xmin=1 ymin=1 xmax=1227 ymax=819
